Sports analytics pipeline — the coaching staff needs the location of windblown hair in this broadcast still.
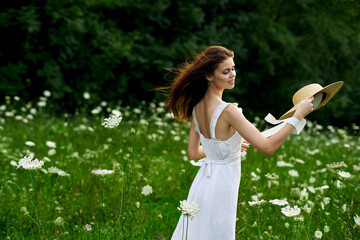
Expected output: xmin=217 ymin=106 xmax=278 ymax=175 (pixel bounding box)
xmin=162 ymin=46 xmax=234 ymax=121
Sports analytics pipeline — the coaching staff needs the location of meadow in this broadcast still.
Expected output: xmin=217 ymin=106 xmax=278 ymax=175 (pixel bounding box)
xmin=0 ymin=93 xmax=359 ymax=239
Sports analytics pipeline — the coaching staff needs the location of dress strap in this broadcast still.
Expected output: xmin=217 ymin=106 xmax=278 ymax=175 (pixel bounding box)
xmin=210 ymin=102 xmax=230 ymax=140
xmin=192 ymin=107 xmax=201 ymax=135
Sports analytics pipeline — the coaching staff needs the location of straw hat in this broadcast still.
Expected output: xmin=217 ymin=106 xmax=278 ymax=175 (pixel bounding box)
xmin=279 ymin=81 xmax=344 ymax=120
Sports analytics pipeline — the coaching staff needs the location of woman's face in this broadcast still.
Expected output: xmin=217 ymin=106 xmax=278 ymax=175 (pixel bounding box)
xmin=207 ymin=57 xmax=236 ymax=90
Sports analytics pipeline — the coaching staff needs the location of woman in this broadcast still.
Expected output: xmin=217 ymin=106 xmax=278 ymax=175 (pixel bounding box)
xmin=165 ymin=46 xmax=314 ymax=239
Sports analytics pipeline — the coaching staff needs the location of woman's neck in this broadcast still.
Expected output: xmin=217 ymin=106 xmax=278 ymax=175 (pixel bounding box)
xmin=206 ymin=83 xmax=224 ymax=100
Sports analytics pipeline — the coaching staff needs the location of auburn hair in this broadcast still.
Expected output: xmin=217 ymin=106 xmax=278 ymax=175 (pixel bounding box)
xmin=162 ymin=46 xmax=234 ymax=121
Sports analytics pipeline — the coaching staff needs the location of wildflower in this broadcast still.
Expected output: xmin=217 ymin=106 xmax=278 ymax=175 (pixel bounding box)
xmin=46 ymin=141 xmax=56 ymax=148
xmin=314 ymin=230 xmax=323 ymax=239
xmin=326 ymin=161 xmax=345 ymax=169
xmin=135 ymin=202 xmax=140 ymax=208
xmin=276 ymin=160 xmax=294 ymax=167
xmin=177 ymin=200 xmax=199 ymax=220
xmin=302 ymin=204 xmax=312 ymax=214
xmin=324 ymin=226 xmax=330 ymax=233
xmin=269 ymin=199 xmax=288 ymax=206
xmin=248 ymin=200 xmax=266 ymax=206
xmin=20 ymin=206 xmax=29 ymax=215
xmin=25 ymin=141 xmax=36 ymax=147
xmin=91 ymin=169 xmax=115 ymax=176
xmin=354 ymin=214 xmax=360 ymax=226
xmin=85 ymin=224 xmax=92 ymax=231
xmin=48 ymin=149 xmax=56 ymax=156
xmin=281 ymin=205 xmax=301 ymax=217
xmin=54 ymin=216 xmax=65 ymax=226
xmin=83 ymin=92 xmax=90 ymax=99
xmin=37 ymin=101 xmax=46 ymax=107
xmin=102 ymin=114 xmax=122 ymax=128
xmin=48 ymin=167 xmax=70 ymax=177
xmin=43 ymin=90 xmax=51 ymax=97
xmin=337 ymin=171 xmax=351 ymax=179
xmin=284 ymin=222 xmax=290 ymax=228
xmin=291 ymin=188 xmax=301 ymax=200
xmin=307 ymin=149 xmax=320 ymax=155
xmin=300 ymin=188 xmax=308 ymax=201
xmin=17 ymin=154 xmax=44 ymax=170
xmin=141 ymin=185 xmax=153 ymax=196
xmin=288 ymin=169 xmax=299 ymax=177
xmin=251 ymin=172 xmax=260 ymax=181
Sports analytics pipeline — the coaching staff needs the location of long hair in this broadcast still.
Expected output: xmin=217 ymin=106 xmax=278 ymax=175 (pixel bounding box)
xmin=161 ymin=46 xmax=234 ymax=121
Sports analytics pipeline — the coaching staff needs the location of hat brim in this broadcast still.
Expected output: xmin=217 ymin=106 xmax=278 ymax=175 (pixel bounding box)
xmin=279 ymin=81 xmax=344 ymax=120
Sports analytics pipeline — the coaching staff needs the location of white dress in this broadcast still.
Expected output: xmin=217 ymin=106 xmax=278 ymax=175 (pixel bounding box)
xmin=171 ymin=101 xmax=243 ymax=240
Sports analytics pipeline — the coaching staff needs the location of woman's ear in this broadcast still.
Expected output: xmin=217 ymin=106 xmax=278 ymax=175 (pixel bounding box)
xmin=206 ymin=74 xmax=213 ymax=82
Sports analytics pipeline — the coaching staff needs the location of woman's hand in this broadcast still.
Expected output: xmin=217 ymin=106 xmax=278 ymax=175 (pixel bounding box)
xmin=293 ymin=96 xmax=314 ymax=120
xmin=241 ymin=140 xmax=250 ymax=152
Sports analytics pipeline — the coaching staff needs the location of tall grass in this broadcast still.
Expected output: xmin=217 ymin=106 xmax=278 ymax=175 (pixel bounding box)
xmin=0 ymin=96 xmax=359 ymax=239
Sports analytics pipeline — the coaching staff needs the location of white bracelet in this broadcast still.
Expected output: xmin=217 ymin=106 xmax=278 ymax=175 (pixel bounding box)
xmin=283 ymin=117 xmax=300 ymax=128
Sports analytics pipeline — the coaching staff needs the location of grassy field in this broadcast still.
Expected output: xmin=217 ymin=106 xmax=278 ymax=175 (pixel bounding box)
xmin=0 ymin=95 xmax=359 ymax=239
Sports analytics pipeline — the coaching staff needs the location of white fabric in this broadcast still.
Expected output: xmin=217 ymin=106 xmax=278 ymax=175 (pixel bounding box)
xmin=283 ymin=116 xmax=300 ymax=128
xmin=171 ymin=101 xmax=243 ymax=240
xmin=261 ymin=113 xmax=306 ymax=137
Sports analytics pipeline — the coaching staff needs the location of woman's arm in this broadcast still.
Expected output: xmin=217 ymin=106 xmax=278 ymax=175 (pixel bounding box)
xmin=225 ymin=97 xmax=314 ymax=156
xmin=187 ymin=118 xmax=206 ymax=160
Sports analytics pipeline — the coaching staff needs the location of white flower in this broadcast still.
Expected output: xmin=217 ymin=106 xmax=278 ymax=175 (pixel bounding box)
xmin=326 ymin=161 xmax=345 ymax=169
xmin=48 ymin=167 xmax=70 ymax=177
xmin=288 ymin=169 xmax=299 ymax=177
xmin=177 ymin=200 xmax=199 ymax=219
xmin=265 ymin=173 xmax=279 ymax=180
xmin=48 ymin=149 xmax=56 ymax=156
xmin=135 ymin=202 xmax=140 ymax=208
xmin=17 ymin=154 xmax=44 ymax=170
xmin=300 ymin=188 xmax=308 ymax=201
xmin=102 ymin=114 xmax=122 ymax=128
xmin=324 ymin=226 xmax=330 ymax=233
xmin=269 ymin=199 xmax=288 ymax=206
xmin=46 ymin=141 xmax=56 ymax=148
xmin=30 ymin=108 xmax=37 ymax=114
xmin=91 ymin=169 xmax=115 ymax=176
xmin=314 ymin=230 xmax=323 ymax=239
xmin=284 ymin=222 xmax=290 ymax=228
xmin=54 ymin=216 xmax=65 ymax=226
xmin=281 ymin=205 xmax=301 ymax=217
xmin=276 ymin=160 xmax=294 ymax=167
xmin=248 ymin=200 xmax=266 ymax=206
xmin=25 ymin=141 xmax=36 ymax=147
xmin=354 ymin=214 xmax=360 ymax=226
xmin=141 ymin=185 xmax=153 ymax=196
xmin=37 ymin=101 xmax=46 ymax=107
xmin=83 ymin=92 xmax=90 ymax=99
xmin=85 ymin=224 xmax=92 ymax=231
xmin=20 ymin=206 xmax=29 ymax=215
xmin=338 ymin=171 xmax=351 ymax=179
xmin=251 ymin=172 xmax=260 ymax=181
xmin=43 ymin=90 xmax=51 ymax=97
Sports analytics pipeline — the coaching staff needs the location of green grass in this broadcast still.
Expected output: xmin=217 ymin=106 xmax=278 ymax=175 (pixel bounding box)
xmin=0 ymin=100 xmax=359 ymax=239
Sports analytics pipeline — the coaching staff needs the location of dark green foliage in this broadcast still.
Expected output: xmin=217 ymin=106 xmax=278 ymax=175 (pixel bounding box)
xmin=0 ymin=0 xmax=359 ymax=125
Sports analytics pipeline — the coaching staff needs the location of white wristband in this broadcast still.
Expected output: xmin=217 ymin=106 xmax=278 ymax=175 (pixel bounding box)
xmin=283 ymin=117 xmax=300 ymax=128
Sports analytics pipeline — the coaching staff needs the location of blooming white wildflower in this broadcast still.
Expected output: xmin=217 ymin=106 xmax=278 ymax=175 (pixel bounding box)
xmin=85 ymin=224 xmax=92 ymax=231
xmin=54 ymin=216 xmax=65 ymax=226
xmin=48 ymin=149 xmax=56 ymax=156
xmin=37 ymin=101 xmax=46 ymax=107
xmin=288 ymin=169 xmax=299 ymax=177
xmin=276 ymin=160 xmax=294 ymax=167
xmin=338 ymin=171 xmax=351 ymax=179
xmin=91 ymin=169 xmax=115 ymax=176
xmin=83 ymin=92 xmax=90 ymax=99
xmin=302 ymin=204 xmax=312 ymax=214
xmin=323 ymin=197 xmax=331 ymax=205
xmin=307 ymin=149 xmax=320 ymax=155
xmin=20 ymin=206 xmax=29 ymax=215
xmin=91 ymin=107 xmax=102 ymax=115
xmin=177 ymin=200 xmax=199 ymax=219
xmin=17 ymin=154 xmax=44 ymax=170
xmin=135 ymin=202 xmax=140 ymax=208
xmin=354 ymin=165 xmax=360 ymax=171
xmin=284 ymin=222 xmax=290 ymax=228
xmin=269 ymin=199 xmax=288 ymax=206
xmin=48 ymin=167 xmax=70 ymax=177
xmin=281 ymin=205 xmax=301 ymax=217
xmin=309 ymin=176 xmax=316 ymax=183
xmin=326 ymin=161 xmax=345 ymax=169
xmin=43 ymin=90 xmax=51 ymax=97
xmin=248 ymin=200 xmax=266 ymax=206
xmin=251 ymin=172 xmax=260 ymax=181
xmin=141 ymin=185 xmax=153 ymax=196
xmin=46 ymin=141 xmax=56 ymax=148
xmin=102 ymin=114 xmax=122 ymax=128
xmin=316 ymin=160 xmax=322 ymax=166
xmin=25 ymin=141 xmax=36 ymax=147
xmin=295 ymin=158 xmax=305 ymax=164
xmin=265 ymin=172 xmax=279 ymax=180
xmin=354 ymin=214 xmax=360 ymax=226
xmin=324 ymin=225 xmax=330 ymax=233
xmin=300 ymin=188 xmax=308 ymax=201
xmin=314 ymin=230 xmax=323 ymax=239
